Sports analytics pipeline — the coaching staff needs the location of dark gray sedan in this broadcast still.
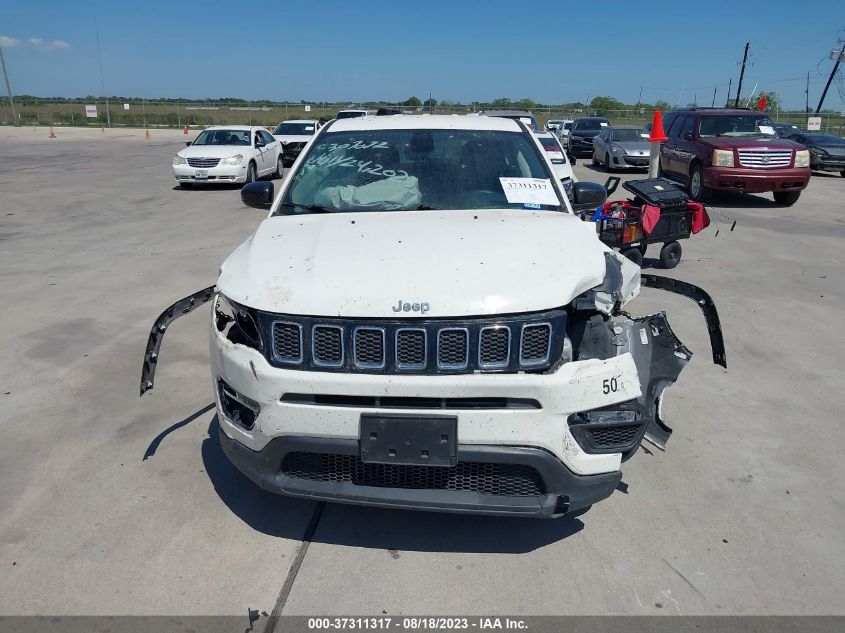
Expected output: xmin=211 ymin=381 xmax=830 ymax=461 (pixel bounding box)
xmin=592 ymin=126 xmax=650 ymax=171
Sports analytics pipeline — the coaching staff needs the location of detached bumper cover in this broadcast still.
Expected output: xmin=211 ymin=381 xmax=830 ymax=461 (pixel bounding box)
xmin=219 ymin=433 xmax=622 ymax=517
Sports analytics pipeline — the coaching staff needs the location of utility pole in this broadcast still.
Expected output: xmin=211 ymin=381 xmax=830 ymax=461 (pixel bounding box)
xmin=734 ymin=42 xmax=750 ymax=108
xmin=94 ymin=16 xmax=111 ymax=128
xmin=805 ymin=72 xmax=810 ymax=114
xmin=815 ymin=39 xmax=845 ymax=113
xmin=726 ymin=78 xmax=732 ymax=107
xmin=0 ymin=45 xmax=17 ymax=125
xmin=637 ymin=82 xmax=643 ymax=106
xmin=711 ymin=86 xmax=717 ymax=107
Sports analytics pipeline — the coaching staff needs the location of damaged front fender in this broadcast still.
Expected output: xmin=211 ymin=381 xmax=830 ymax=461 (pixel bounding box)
xmin=139 ymin=286 xmax=216 ymax=396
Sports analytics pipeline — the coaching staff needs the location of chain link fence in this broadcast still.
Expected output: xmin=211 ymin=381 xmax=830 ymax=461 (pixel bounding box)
xmin=2 ymin=98 xmax=843 ymax=136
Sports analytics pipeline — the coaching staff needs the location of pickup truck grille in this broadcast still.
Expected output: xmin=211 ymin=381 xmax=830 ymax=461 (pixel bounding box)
xmin=186 ymin=157 xmax=221 ymax=168
xmin=737 ymin=149 xmax=792 ymax=169
xmin=264 ymin=310 xmax=565 ymax=374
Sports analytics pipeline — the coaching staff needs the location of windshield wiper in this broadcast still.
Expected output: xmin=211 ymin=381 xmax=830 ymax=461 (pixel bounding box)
xmin=278 ymin=201 xmax=334 ymax=214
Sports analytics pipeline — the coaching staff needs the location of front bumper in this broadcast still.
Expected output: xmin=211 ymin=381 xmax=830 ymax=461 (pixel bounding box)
xmin=172 ymin=163 xmax=248 ymax=184
xmin=810 ymin=156 xmax=845 ymax=172
xmin=282 ymin=143 xmax=306 ymax=163
xmin=219 ymin=433 xmax=622 ymax=517
xmin=568 ymin=138 xmax=595 ymax=155
xmin=703 ymin=165 xmax=810 ymax=193
xmin=609 ymin=152 xmax=649 ymax=169
xmin=211 ymin=329 xmax=641 ymax=478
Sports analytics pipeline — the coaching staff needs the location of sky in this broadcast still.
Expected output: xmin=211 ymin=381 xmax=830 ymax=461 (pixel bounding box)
xmin=0 ymin=0 xmax=843 ymax=110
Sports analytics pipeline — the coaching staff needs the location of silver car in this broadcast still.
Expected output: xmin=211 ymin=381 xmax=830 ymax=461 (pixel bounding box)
xmin=592 ymin=125 xmax=650 ymax=171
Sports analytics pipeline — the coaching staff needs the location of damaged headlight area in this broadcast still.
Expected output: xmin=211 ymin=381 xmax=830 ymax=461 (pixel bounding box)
xmin=214 ymin=294 xmax=261 ymax=351
xmin=565 ymin=310 xmax=692 ymax=454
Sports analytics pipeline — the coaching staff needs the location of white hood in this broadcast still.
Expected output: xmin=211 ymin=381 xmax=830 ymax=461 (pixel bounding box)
xmin=217 ymin=209 xmax=614 ymax=318
xmin=179 ymin=145 xmax=248 ymax=159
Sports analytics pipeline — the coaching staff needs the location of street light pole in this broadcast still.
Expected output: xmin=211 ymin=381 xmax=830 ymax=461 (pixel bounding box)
xmin=0 ymin=45 xmax=17 ymax=125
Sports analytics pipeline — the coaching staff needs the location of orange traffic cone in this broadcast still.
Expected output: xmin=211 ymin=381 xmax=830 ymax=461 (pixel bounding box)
xmin=648 ymin=110 xmax=667 ymax=143
xmin=145 ymin=129 xmax=151 ymax=140
xmin=183 ymin=126 xmax=189 ymax=135
xmin=48 ymin=126 xmax=57 ymax=139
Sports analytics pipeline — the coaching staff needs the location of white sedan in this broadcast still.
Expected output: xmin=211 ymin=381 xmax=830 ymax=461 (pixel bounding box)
xmin=172 ymin=125 xmax=283 ymax=188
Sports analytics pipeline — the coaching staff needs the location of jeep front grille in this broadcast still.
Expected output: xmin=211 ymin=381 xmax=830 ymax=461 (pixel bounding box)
xmin=262 ymin=309 xmax=566 ymax=375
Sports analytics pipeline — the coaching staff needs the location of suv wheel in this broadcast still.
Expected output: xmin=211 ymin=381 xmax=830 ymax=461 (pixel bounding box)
xmin=773 ymin=190 xmax=801 ymax=206
xmin=688 ymin=164 xmax=709 ymax=202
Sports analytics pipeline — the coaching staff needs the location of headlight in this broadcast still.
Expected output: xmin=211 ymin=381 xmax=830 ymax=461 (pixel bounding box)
xmin=214 ymin=294 xmax=261 ymax=350
xmin=794 ymin=149 xmax=811 ymax=167
xmin=220 ymin=154 xmax=244 ymax=165
xmin=172 ymin=155 xmax=186 ymax=165
xmin=712 ymin=149 xmax=734 ymax=167
xmin=610 ymin=144 xmax=625 ymax=154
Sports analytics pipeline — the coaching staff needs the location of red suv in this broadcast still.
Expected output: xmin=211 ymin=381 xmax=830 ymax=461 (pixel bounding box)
xmin=659 ymin=108 xmax=811 ymax=206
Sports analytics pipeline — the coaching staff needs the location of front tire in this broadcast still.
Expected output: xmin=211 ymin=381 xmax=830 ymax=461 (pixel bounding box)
xmin=773 ymin=190 xmax=801 ymax=206
xmin=274 ymin=155 xmax=284 ymax=179
xmin=688 ymin=163 xmax=709 ymax=202
xmin=244 ymin=162 xmax=257 ymax=185
xmin=605 ymin=152 xmax=613 ymax=172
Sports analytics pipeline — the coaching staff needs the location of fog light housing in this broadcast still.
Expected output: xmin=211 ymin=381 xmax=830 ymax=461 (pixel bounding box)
xmin=217 ymin=379 xmax=259 ymax=430
xmin=567 ymin=407 xmax=644 ymax=454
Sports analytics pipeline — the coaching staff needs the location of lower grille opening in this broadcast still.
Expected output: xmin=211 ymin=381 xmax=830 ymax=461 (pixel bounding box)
xmin=587 ymin=424 xmax=642 ymax=447
xmin=281 ymin=394 xmax=541 ymax=410
xmin=281 ymin=452 xmax=545 ymax=496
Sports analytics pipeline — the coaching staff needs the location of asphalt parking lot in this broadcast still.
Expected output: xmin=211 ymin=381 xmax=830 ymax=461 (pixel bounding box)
xmin=1 ymin=126 xmax=843 ymax=622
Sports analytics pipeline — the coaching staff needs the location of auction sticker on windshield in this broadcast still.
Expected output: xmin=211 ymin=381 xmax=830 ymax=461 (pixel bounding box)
xmin=499 ymin=177 xmax=559 ymax=206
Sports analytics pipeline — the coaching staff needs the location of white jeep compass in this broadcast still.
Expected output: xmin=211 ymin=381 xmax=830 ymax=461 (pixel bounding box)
xmin=141 ymin=115 xmax=725 ymax=517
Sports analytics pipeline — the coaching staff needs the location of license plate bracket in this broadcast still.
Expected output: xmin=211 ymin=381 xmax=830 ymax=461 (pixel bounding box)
xmin=195 ymin=169 xmax=208 ymax=179
xmin=360 ymin=414 xmax=457 ymax=467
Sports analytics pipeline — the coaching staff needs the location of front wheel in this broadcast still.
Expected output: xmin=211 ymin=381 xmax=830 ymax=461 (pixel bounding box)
xmin=274 ymin=155 xmax=284 ymax=179
xmin=773 ymin=190 xmax=801 ymax=206
xmin=688 ymin=164 xmax=709 ymax=202
xmin=605 ymin=153 xmax=613 ymax=172
xmin=244 ymin=162 xmax=256 ymax=185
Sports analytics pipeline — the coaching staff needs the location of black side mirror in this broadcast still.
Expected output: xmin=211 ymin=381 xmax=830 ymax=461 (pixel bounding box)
xmin=241 ymin=182 xmax=274 ymax=210
xmin=571 ymin=181 xmax=607 ymax=211
xmin=684 ymin=131 xmax=694 ymax=141
xmin=185 ymin=141 xmax=191 ymax=146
